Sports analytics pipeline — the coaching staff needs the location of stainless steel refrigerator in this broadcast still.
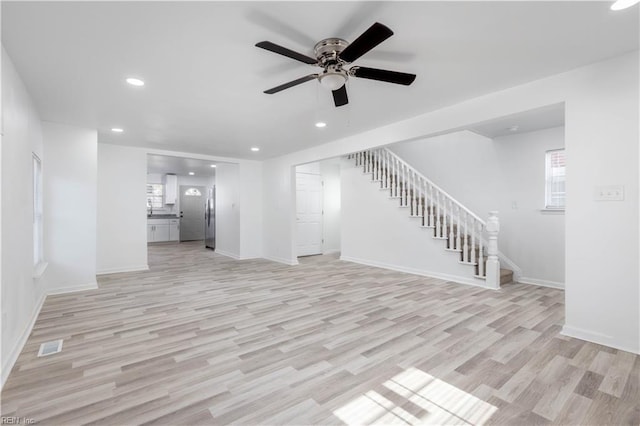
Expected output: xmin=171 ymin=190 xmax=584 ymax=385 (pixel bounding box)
xmin=205 ymin=186 xmax=215 ymax=250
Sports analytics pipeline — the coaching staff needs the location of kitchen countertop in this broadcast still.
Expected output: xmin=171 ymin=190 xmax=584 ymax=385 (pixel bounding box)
xmin=147 ymin=215 xmax=180 ymax=219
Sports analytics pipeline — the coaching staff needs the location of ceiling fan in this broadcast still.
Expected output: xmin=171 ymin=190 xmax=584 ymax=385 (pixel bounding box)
xmin=256 ymin=22 xmax=416 ymax=107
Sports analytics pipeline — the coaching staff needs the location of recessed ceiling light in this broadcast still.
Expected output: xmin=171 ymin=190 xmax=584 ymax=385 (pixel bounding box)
xmin=507 ymin=125 xmax=519 ymax=132
xmin=315 ymin=122 xmax=327 ymax=128
xmin=126 ymin=77 xmax=145 ymax=86
xmin=188 ymin=172 xmax=195 ymax=176
xmin=111 ymin=128 xmax=124 ymax=133
xmin=611 ymin=0 xmax=639 ymax=10
xmin=210 ymin=164 xmax=217 ymax=168
xmin=251 ymin=147 xmax=260 ymax=152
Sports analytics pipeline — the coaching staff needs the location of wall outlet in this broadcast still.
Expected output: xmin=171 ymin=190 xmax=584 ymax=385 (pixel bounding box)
xmin=595 ymin=185 xmax=624 ymax=201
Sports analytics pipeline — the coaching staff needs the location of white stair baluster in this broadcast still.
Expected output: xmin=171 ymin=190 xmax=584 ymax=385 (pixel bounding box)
xmin=456 ymin=205 xmax=461 ymax=251
xmin=390 ymin=157 xmax=395 ymax=196
xmin=442 ymin=195 xmax=447 ymax=239
xmin=383 ymin=151 xmax=389 ymax=189
xmin=429 ymin=185 xmax=435 ymax=227
xmin=478 ymin=223 xmax=485 ymax=277
xmin=417 ymin=179 xmax=422 ymax=222
xmin=470 ymin=221 xmax=477 ymax=265
xmin=402 ymin=164 xmax=407 ymax=206
xmin=411 ymin=171 xmax=418 ymax=216
xmin=369 ymin=151 xmax=373 ymax=174
xmin=463 ymin=213 xmax=469 ymax=262
xmin=434 ymin=190 xmax=441 ymax=231
xmin=448 ymin=199 xmax=455 ymax=248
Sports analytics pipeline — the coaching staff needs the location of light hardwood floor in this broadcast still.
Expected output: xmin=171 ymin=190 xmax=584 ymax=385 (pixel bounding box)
xmin=2 ymin=242 xmax=638 ymax=425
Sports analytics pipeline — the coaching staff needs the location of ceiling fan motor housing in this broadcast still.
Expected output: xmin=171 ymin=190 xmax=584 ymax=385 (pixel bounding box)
xmin=314 ymin=38 xmax=350 ymax=66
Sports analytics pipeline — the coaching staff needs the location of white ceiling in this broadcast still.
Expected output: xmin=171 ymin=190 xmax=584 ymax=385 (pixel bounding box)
xmin=2 ymin=1 xmax=638 ymax=159
xmin=469 ymin=103 xmax=565 ymax=139
xmin=147 ymin=154 xmax=219 ymax=177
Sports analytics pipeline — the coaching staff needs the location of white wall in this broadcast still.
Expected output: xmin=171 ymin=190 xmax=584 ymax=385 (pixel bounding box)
xmin=495 ymin=127 xmax=565 ymax=286
xmin=320 ymin=159 xmax=341 ymax=254
xmin=390 ymin=127 xmax=565 ymax=287
xmin=98 ymin=144 xmax=148 ymax=274
xmin=262 ymin=51 xmax=639 ymax=354
xmin=563 ymin=53 xmax=638 ymax=353
xmin=1 ymin=48 xmax=48 ymax=387
xmin=238 ymin=161 xmax=263 ymax=259
xmin=215 ymin=163 xmax=240 ymax=258
xmin=43 ymin=122 xmax=97 ymax=294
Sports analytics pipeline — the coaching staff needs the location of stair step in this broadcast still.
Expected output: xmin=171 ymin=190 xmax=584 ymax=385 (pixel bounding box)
xmin=474 ymin=269 xmax=514 ymax=285
xmin=445 ymin=248 xmax=463 ymax=253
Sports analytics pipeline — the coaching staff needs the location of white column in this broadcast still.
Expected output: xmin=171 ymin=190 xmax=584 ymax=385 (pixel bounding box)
xmin=485 ymin=211 xmax=501 ymax=289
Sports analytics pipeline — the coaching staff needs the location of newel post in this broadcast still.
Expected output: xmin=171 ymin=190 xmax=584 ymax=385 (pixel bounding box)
xmin=485 ymin=211 xmax=501 ymax=289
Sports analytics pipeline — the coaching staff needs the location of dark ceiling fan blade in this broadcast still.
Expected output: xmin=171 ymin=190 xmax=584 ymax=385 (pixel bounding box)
xmin=255 ymin=41 xmax=317 ymax=65
xmin=351 ymin=67 xmax=416 ymax=85
xmin=339 ymin=22 xmax=393 ymax=63
xmin=264 ymin=74 xmax=318 ymax=94
xmin=332 ymin=85 xmax=349 ymax=107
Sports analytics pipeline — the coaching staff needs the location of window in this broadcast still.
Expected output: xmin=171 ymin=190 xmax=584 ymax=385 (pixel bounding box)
xmin=184 ymin=188 xmax=202 ymax=196
xmin=146 ymin=184 xmax=164 ymax=209
xmin=33 ymin=154 xmax=43 ymax=267
xmin=545 ymin=149 xmax=565 ymax=209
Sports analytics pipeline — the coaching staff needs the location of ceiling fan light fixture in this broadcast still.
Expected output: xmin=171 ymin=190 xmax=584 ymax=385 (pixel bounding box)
xmin=611 ymin=0 xmax=639 ymax=10
xmin=319 ymin=72 xmax=347 ymax=91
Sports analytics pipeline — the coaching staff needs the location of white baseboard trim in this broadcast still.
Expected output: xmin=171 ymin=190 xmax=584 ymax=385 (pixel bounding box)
xmin=562 ymin=325 xmax=639 ymax=355
xmin=518 ymin=277 xmax=565 ymax=289
xmin=1 ymin=292 xmax=46 ymax=389
xmin=263 ymin=255 xmax=299 ymax=266
xmin=47 ymin=282 xmax=99 ymax=296
xmin=96 ymin=265 xmax=149 ymax=275
xmin=322 ymin=249 xmax=341 ymax=255
xmin=339 ymin=256 xmax=498 ymax=290
xmin=215 ymin=250 xmax=241 ymax=260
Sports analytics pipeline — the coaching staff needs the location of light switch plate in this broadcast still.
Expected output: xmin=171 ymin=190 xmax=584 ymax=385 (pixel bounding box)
xmin=595 ymin=185 xmax=624 ymax=201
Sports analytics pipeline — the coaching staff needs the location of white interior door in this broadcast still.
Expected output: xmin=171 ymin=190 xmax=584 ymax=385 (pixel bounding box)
xmin=296 ymin=172 xmax=323 ymax=256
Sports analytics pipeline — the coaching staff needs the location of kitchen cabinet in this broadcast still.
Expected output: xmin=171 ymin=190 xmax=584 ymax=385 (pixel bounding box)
xmin=148 ymin=218 xmax=175 ymax=242
xmin=164 ymin=174 xmax=178 ymax=205
xmin=169 ymin=219 xmax=180 ymax=241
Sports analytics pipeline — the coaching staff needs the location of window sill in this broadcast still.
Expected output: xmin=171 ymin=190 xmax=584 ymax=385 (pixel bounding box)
xmin=33 ymin=261 xmax=48 ymax=279
xmin=540 ymin=208 xmax=565 ymax=215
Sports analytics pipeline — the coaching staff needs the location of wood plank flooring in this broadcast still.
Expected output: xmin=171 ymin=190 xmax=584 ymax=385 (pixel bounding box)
xmin=2 ymin=241 xmax=638 ymax=425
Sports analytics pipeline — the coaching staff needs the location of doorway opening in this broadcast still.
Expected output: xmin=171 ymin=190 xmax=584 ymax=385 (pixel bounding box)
xmin=146 ymin=155 xmax=216 ymax=249
xmin=295 ymin=158 xmax=342 ymax=258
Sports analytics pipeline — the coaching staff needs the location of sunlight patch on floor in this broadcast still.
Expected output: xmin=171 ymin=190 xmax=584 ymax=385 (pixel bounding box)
xmin=333 ymin=367 xmax=498 ymax=425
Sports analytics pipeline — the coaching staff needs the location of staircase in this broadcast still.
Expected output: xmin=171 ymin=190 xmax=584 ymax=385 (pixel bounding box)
xmin=347 ymin=148 xmax=514 ymax=288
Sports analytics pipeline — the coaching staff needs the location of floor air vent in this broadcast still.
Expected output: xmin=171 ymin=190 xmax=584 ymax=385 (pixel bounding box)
xmin=37 ymin=339 xmax=63 ymax=357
